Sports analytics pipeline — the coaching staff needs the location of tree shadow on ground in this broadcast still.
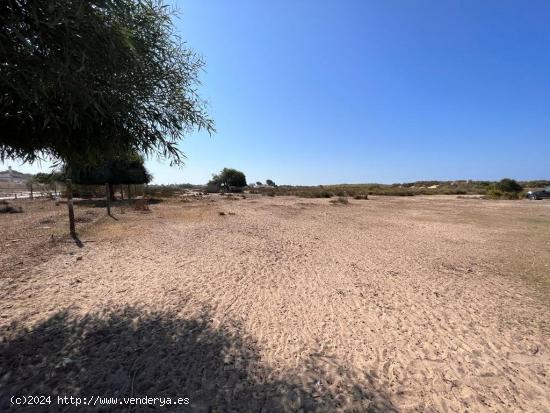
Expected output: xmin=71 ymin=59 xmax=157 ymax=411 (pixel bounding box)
xmin=0 ymin=307 xmax=396 ymax=412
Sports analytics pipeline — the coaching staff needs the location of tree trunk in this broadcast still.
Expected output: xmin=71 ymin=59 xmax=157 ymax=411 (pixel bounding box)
xmin=108 ymin=183 xmax=115 ymax=201
xmin=66 ymin=179 xmax=76 ymax=237
xmin=120 ymin=185 xmax=124 ymax=199
xmin=105 ymin=183 xmax=111 ymax=216
xmin=128 ymin=184 xmax=132 ymax=199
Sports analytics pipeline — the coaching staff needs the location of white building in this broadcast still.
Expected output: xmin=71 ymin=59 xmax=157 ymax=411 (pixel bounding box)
xmin=0 ymin=167 xmax=30 ymax=184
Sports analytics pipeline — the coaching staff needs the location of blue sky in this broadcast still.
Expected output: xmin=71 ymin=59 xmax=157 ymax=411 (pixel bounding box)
xmin=3 ymin=0 xmax=549 ymax=184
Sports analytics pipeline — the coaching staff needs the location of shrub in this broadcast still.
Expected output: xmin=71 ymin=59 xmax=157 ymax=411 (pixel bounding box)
xmin=318 ymin=190 xmax=333 ymax=198
xmin=496 ymin=178 xmax=522 ymax=193
xmin=353 ymin=194 xmax=368 ymax=200
xmin=486 ymin=188 xmax=520 ymax=200
xmin=205 ymin=183 xmax=220 ymax=193
xmin=330 ymin=196 xmax=349 ymax=205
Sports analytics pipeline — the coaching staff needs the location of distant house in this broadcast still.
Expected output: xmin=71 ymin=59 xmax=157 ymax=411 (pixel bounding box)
xmin=0 ymin=167 xmax=31 ymax=184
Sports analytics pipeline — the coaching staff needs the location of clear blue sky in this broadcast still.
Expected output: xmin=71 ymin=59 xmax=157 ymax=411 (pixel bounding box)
xmin=3 ymin=0 xmax=549 ymax=184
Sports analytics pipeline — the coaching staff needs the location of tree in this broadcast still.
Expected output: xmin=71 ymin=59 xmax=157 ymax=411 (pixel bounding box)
xmin=34 ymin=171 xmax=64 ymax=185
xmin=256 ymin=181 xmax=263 ymax=186
xmin=32 ymin=171 xmax=64 ymax=196
xmin=0 ymin=0 xmax=214 ymax=167
xmin=496 ymin=178 xmax=522 ymax=193
xmin=69 ymin=152 xmax=152 ymax=200
xmin=1 ymin=0 xmax=213 ymax=234
xmin=208 ymin=168 xmax=247 ymax=192
xmin=266 ymin=179 xmax=276 ymax=187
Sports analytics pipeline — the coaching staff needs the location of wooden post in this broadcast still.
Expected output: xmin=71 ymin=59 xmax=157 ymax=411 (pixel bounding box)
xmin=30 ymin=183 xmax=33 ymax=200
xmin=66 ymin=179 xmax=76 ymax=237
xmin=105 ymin=183 xmax=111 ymax=216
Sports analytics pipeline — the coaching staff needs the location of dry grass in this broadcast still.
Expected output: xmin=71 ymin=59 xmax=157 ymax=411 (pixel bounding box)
xmin=329 ymin=196 xmax=349 ymax=205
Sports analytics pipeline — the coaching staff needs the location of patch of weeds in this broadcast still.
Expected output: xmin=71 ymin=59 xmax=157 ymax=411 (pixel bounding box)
xmin=318 ymin=190 xmax=333 ymax=198
xmin=485 ymin=189 xmax=520 ymax=200
xmin=330 ymin=197 xmax=349 ymax=205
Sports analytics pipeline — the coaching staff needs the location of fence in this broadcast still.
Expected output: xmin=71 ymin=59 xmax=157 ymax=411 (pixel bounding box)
xmin=0 ymin=183 xmax=146 ymax=201
xmin=0 ymin=183 xmax=61 ymax=200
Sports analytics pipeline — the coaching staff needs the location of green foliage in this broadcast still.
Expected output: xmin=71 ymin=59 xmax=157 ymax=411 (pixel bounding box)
xmin=251 ymin=180 xmax=510 ymax=198
xmin=266 ymin=179 xmax=276 ymax=187
xmin=33 ymin=172 xmax=64 ymax=185
xmin=69 ymin=152 xmax=152 ymax=185
xmin=318 ymin=190 xmax=333 ymax=198
xmin=496 ymin=178 xmax=522 ymax=193
xmin=0 ymin=0 xmax=214 ymax=166
xmin=208 ymin=168 xmax=247 ymax=192
xmin=486 ymin=188 xmax=520 ymax=200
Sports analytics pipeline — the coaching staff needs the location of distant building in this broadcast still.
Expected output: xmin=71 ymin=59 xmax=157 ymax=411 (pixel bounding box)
xmin=0 ymin=167 xmax=31 ymax=184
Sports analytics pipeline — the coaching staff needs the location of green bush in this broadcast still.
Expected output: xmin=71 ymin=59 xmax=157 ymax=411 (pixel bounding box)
xmin=208 ymin=168 xmax=247 ymax=192
xmin=486 ymin=188 xmax=520 ymax=200
xmin=496 ymin=178 xmax=522 ymax=193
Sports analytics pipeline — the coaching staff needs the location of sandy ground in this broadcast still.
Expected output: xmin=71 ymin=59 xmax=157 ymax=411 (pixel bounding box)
xmin=0 ymin=195 xmax=549 ymax=412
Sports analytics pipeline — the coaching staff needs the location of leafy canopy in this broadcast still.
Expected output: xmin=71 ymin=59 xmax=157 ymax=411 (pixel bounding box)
xmin=68 ymin=152 xmax=152 ymax=185
xmin=209 ymin=168 xmax=247 ymax=190
xmin=0 ymin=0 xmax=214 ymax=166
xmin=496 ymin=178 xmax=522 ymax=193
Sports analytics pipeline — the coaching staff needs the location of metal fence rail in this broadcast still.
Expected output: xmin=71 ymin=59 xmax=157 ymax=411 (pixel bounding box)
xmin=0 ymin=187 xmax=59 ymax=200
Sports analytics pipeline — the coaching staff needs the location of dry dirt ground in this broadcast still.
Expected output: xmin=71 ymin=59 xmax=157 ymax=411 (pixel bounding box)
xmin=0 ymin=195 xmax=549 ymax=412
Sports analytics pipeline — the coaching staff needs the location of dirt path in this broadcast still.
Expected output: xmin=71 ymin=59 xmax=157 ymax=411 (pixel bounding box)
xmin=1 ymin=196 xmax=549 ymax=412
